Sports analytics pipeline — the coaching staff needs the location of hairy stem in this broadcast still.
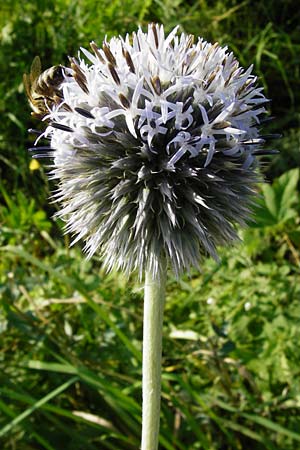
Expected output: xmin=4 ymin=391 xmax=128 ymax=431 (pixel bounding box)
xmin=141 ymin=266 xmax=167 ymax=450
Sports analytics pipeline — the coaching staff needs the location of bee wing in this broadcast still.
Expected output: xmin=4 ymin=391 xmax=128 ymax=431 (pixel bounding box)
xmin=23 ymin=72 xmax=33 ymax=101
xmin=30 ymin=56 xmax=42 ymax=84
xmin=23 ymin=56 xmax=42 ymax=101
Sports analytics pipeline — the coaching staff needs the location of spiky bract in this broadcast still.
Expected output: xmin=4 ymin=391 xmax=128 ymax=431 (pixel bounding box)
xmin=35 ymin=24 xmax=271 ymax=277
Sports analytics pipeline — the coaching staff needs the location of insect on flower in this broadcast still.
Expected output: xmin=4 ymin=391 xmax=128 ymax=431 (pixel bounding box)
xmin=23 ymin=56 xmax=72 ymax=119
xmin=26 ymin=24 xmax=278 ymax=278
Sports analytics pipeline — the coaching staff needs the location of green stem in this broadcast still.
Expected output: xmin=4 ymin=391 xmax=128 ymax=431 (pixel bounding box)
xmin=141 ymin=266 xmax=167 ymax=450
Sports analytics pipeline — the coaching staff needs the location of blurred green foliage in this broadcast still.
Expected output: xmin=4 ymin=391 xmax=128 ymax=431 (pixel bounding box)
xmin=0 ymin=0 xmax=300 ymax=448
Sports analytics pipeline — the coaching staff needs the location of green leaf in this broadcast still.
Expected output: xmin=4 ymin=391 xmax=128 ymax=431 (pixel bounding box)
xmin=262 ymin=183 xmax=278 ymax=218
xmin=251 ymin=168 xmax=299 ymax=229
xmin=278 ymin=168 xmax=299 ymax=221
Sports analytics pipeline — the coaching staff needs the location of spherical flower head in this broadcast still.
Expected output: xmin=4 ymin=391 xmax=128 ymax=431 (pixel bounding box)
xmin=36 ymin=24 xmax=272 ymax=278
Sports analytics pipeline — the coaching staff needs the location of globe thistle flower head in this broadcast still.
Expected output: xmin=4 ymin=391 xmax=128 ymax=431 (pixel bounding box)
xmin=32 ymin=24 xmax=274 ymax=278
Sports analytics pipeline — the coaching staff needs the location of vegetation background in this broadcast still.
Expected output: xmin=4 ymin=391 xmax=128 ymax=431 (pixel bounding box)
xmin=0 ymin=0 xmax=299 ymax=448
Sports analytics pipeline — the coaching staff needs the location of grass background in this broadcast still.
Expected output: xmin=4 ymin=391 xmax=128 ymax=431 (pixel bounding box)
xmin=0 ymin=0 xmax=300 ymax=448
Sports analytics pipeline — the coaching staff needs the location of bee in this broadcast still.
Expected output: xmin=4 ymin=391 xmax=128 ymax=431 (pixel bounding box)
xmin=23 ymin=56 xmax=67 ymax=119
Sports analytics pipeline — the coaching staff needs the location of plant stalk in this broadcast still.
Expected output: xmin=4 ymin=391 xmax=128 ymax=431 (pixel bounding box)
xmin=141 ymin=265 xmax=167 ymax=450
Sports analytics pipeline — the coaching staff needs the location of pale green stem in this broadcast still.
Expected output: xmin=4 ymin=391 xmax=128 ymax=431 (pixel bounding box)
xmin=141 ymin=266 xmax=167 ymax=450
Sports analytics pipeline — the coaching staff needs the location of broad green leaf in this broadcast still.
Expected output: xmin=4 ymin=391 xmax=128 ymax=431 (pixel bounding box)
xmin=261 ymin=183 xmax=278 ymax=218
xmin=278 ymin=168 xmax=299 ymax=206
xmin=278 ymin=168 xmax=299 ymax=220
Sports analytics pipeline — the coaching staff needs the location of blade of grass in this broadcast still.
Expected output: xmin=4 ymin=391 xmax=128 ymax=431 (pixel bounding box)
xmin=21 ymin=358 xmax=142 ymax=434
xmin=22 ymin=359 xmax=141 ymax=414
xmin=215 ymin=398 xmax=300 ymax=442
xmin=221 ymin=418 xmax=276 ymax=450
xmin=164 ymin=380 xmax=212 ymax=450
xmin=1 ymin=245 xmax=141 ymax=361
xmin=0 ymin=398 xmax=54 ymax=450
xmin=174 ymin=375 xmax=237 ymax=446
xmin=31 ymin=432 xmax=57 ymax=450
xmin=0 ymin=376 xmax=78 ymax=437
xmin=242 ymin=413 xmax=300 ymax=442
xmin=1 ymin=387 xmax=141 ymax=446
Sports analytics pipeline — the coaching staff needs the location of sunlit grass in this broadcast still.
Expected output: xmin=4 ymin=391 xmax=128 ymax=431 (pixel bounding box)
xmin=1 ymin=0 xmax=300 ymax=448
